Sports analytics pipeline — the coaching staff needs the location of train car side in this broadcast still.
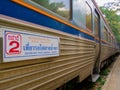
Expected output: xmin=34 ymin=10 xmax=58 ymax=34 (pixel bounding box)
xmin=0 ymin=0 xmax=119 ymax=90
xmin=0 ymin=15 xmax=95 ymax=90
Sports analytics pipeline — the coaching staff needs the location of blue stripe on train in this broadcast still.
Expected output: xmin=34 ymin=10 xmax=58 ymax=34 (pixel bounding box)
xmin=0 ymin=0 xmax=94 ymax=41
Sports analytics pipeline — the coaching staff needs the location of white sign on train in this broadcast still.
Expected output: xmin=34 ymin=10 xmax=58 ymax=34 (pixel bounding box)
xmin=3 ymin=29 xmax=60 ymax=62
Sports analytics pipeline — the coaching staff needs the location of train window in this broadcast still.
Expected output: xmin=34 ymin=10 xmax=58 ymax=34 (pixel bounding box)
xmin=30 ymin=0 xmax=70 ymax=19
xmin=86 ymin=3 xmax=92 ymax=30
xmin=111 ymin=36 xmax=112 ymax=43
xmin=94 ymin=11 xmax=99 ymax=37
xmin=111 ymin=37 xmax=112 ymax=43
xmin=103 ymin=29 xmax=106 ymax=40
xmin=113 ymin=39 xmax=115 ymax=45
xmin=109 ymin=35 xmax=111 ymax=43
xmin=109 ymin=34 xmax=110 ymax=42
xmin=111 ymin=35 xmax=112 ymax=43
xmin=110 ymin=34 xmax=112 ymax=43
xmin=104 ymin=26 xmax=108 ymax=41
xmin=107 ymin=32 xmax=109 ymax=41
xmin=112 ymin=37 xmax=114 ymax=44
xmin=111 ymin=37 xmax=113 ymax=44
xmin=101 ymin=20 xmax=105 ymax=40
xmin=72 ymin=0 xmax=86 ymax=29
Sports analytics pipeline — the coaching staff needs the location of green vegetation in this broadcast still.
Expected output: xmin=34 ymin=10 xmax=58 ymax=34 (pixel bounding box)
xmin=100 ymin=7 xmax=120 ymax=43
xmin=96 ymin=76 xmax=105 ymax=85
xmin=81 ymin=68 xmax=111 ymax=90
xmin=96 ymin=68 xmax=110 ymax=85
xmin=100 ymin=69 xmax=110 ymax=76
xmin=97 ymin=87 xmax=101 ymax=90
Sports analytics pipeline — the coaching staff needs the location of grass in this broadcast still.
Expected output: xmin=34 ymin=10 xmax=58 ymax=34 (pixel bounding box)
xmin=100 ymin=69 xmax=110 ymax=76
xmin=86 ymin=67 xmax=111 ymax=90
xmin=93 ymin=68 xmax=111 ymax=90
xmin=97 ymin=87 xmax=101 ymax=90
xmin=96 ymin=76 xmax=105 ymax=85
xmin=74 ymin=62 xmax=113 ymax=90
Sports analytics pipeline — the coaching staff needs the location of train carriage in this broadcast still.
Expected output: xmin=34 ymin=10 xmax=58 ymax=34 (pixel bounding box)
xmin=0 ymin=0 xmax=119 ymax=90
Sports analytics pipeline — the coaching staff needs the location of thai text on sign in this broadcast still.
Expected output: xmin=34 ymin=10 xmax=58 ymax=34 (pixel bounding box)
xmin=3 ymin=29 xmax=60 ymax=62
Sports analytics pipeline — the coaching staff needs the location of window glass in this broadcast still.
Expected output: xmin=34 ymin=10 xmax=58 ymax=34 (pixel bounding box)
xmin=110 ymin=36 xmax=112 ymax=43
xmin=108 ymin=32 xmax=110 ymax=42
xmin=86 ymin=3 xmax=92 ymax=30
xmin=111 ymin=37 xmax=113 ymax=43
xmin=112 ymin=36 xmax=114 ymax=44
xmin=72 ymin=0 xmax=86 ymax=29
xmin=101 ymin=20 xmax=105 ymax=40
xmin=108 ymin=33 xmax=110 ymax=42
xmin=104 ymin=27 xmax=108 ymax=41
xmin=94 ymin=12 xmax=99 ymax=37
xmin=31 ymin=0 xmax=70 ymax=19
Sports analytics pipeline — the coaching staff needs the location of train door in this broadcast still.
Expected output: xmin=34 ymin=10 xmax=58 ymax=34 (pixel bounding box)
xmin=93 ymin=9 xmax=101 ymax=74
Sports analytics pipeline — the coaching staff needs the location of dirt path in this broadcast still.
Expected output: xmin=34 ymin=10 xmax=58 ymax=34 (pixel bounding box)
xmin=102 ymin=56 xmax=120 ymax=90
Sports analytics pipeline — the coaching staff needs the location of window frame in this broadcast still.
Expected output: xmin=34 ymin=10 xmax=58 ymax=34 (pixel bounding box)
xmin=94 ymin=9 xmax=100 ymax=37
xmin=104 ymin=26 xmax=108 ymax=41
xmin=85 ymin=2 xmax=93 ymax=32
xmin=24 ymin=0 xmax=71 ymax=21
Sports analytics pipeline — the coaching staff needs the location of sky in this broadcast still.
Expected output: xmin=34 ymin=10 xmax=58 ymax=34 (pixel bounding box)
xmin=95 ymin=0 xmax=115 ymax=6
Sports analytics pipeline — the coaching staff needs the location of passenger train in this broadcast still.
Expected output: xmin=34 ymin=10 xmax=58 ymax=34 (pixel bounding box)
xmin=0 ymin=0 xmax=119 ymax=90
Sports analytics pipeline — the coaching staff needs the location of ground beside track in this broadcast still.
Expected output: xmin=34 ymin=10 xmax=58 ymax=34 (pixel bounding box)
xmin=102 ymin=55 xmax=120 ymax=90
xmin=73 ymin=56 xmax=119 ymax=90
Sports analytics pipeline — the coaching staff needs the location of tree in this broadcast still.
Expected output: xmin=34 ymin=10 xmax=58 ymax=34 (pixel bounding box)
xmin=100 ymin=7 xmax=120 ymax=43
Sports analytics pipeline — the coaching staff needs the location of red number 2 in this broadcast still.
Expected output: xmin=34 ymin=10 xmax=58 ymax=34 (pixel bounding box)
xmin=9 ymin=41 xmax=19 ymax=53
